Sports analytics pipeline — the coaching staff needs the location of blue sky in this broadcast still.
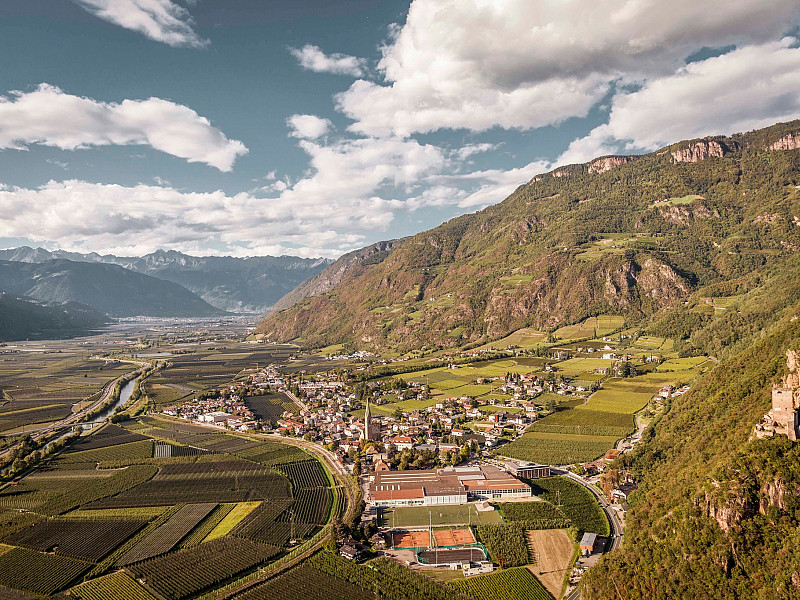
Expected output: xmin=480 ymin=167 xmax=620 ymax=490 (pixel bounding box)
xmin=1 ymin=0 xmax=800 ymax=258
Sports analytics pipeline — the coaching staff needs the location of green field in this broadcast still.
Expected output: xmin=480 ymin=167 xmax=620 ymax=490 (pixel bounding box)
xmin=203 ymin=501 xmax=261 ymax=542
xmin=69 ymin=571 xmax=157 ymax=600
xmin=554 ymin=315 xmax=624 ymax=340
xmin=656 ymin=356 xmax=711 ymax=371
xmin=477 ymin=328 xmax=547 ymax=350
xmin=630 ymin=336 xmax=673 ymax=350
xmin=576 ymin=235 xmax=659 ymax=261
xmin=529 ymin=408 xmax=633 ymax=437
xmin=653 ymin=194 xmax=704 ymax=206
xmin=575 ymin=378 xmax=656 ymax=414
xmin=498 ymin=432 xmax=619 ymax=464
xmin=530 ymin=477 xmax=610 ymax=535
xmin=451 ymin=566 xmax=553 ymax=600
xmin=554 ymin=358 xmax=614 ymax=377
xmin=378 ymin=504 xmax=503 ymax=527
xmin=396 ymin=357 xmax=547 ymax=400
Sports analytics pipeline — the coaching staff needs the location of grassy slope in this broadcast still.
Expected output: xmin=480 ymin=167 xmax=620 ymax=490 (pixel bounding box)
xmin=258 ymin=120 xmax=800 ymax=353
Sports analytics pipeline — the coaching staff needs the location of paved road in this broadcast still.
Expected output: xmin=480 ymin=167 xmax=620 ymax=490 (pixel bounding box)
xmin=556 ymin=469 xmax=624 ymax=599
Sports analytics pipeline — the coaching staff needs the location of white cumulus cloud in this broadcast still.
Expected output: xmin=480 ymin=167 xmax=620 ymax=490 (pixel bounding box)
xmin=559 ymin=38 xmax=800 ymax=164
xmin=0 ymin=136 xmax=449 ymax=257
xmin=287 ymin=114 xmax=333 ymax=140
xmin=0 ymin=84 xmax=248 ymax=171
xmin=74 ymin=0 xmax=207 ymax=47
xmin=335 ymin=0 xmax=800 ymax=137
xmin=289 ymin=44 xmax=368 ymax=77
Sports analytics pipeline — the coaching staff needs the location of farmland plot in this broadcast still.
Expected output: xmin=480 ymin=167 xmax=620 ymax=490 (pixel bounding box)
xmin=5 ymin=518 xmax=146 ymax=562
xmin=128 ymin=537 xmax=280 ymax=600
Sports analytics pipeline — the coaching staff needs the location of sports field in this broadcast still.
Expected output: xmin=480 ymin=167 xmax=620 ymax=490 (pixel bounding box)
xmin=379 ymin=504 xmax=503 ymax=527
xmin=391 ymin=528 xmax=475 ymax=549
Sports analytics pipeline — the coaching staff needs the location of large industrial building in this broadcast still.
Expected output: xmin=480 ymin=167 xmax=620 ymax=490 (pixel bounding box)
xmin=505 ymin=461 xmax=551 ymax=479
xmin=369 ymin=465 xmax=531 ymax=507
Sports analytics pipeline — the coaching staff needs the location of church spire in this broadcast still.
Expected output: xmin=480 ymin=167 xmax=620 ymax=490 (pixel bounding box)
xmin=364 ymin=398 xmax=375 ymax=440
xmin=364 ymin=397 xmax=374 ymax=440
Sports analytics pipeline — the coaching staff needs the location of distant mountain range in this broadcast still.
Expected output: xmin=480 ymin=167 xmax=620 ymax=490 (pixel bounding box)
xmin=0 ymin=248 xmax=332 ymax=313
xmin=0 ymin=292 xmax=108 ymax=342
xmin=0 ymin=259 xmax=222 ymax=318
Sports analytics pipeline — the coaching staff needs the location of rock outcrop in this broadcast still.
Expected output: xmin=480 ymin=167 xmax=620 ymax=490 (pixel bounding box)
xmin=588 ymin=156 xmax=633 ymax=174
xmin=769 ymin=133 xmax=800 ymax=151
xmin=671 ymin=140 xmax=739 ymax=163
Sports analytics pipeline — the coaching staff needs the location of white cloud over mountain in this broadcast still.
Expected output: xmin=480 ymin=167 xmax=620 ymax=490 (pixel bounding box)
xmin=559 ymin=39 xmax=800 ymax=164
xmin=7 ymin=1 xmax=800 ymax=258
xmin=336 ymin=0 xmax=800 ymax=137
xmin=74 ymin=0 xmax=207 ymax=48
xmin=0 ymin=135 xmax=449 ymax=256
xmin=0 ymin=84 xmax=247 ymax=171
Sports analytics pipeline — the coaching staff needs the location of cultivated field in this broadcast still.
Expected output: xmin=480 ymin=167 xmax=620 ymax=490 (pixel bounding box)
xmin=0 ymin=412 xmax=333 ymax=598
xmin=499 ymin=431 xmax=620 ymax=464
xmin=0 ymin=349 xmax=132 ymax=433
xmin=452 ymin=566 xmax=553 ymax=600
xmin=526 ymin=529 xmax=574 ymax=597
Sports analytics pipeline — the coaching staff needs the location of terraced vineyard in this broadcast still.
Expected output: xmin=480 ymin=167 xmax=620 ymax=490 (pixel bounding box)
xmin=308 ymin=552 xmax=473 ymax=600
xmin=496 ymin=500 xmax=571 ymax=529
xmin=530 ymin=477 xmax=609 ymax=536
xmin=178 ymin=503 xmax=235 ymax=548
xmin=244 ymin=393 xmax=300 ymax=422
xmin=4 ymin=518 xmax=145 ymax=562
xmin=452 ymin=566 xmax=553 ymax=600
xmin=237 ymin=564 xmax=375 ymax=600
xmin=0 ymin=546 xmax=90 ymax=595
xmin=69 ymin=571 xmax=157 ymax=600
xmin=475 ymin=523 xmax=531 ymax=567
xmin=498 ymin=432 xmax=620 ymax=464
xmin=128 ymin=537 xmax=281 ymax=600
xmin=116 ymin=502 xmax=216 ymax=565
xmin=0 ymin=412 xmax=336 ymax=598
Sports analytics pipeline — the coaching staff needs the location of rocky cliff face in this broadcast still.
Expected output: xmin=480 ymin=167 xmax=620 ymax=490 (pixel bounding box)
xmin=588 ymin=155 xmax=634 ymax=174
xmin=671 ymin=140 xmax=739 ymax=163
xmin=770 ymin=132 xmax=800 ymax=151
xmin=701 ymin=469 xmax=800 ymax=533
xmin=658 ymin=202 xmax=720 ymax=225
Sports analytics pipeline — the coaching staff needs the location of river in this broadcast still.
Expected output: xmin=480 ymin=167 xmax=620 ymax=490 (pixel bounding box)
xmin=83 ymin=377 xmax=138 ymax=429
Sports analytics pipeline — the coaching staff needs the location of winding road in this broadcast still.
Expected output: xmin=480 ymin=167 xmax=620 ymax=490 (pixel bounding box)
xmin=554 ymin=468 xmax=624 ymax=599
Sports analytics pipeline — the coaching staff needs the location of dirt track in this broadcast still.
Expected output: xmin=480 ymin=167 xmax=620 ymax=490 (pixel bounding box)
xmin=526 ymin=528 xmax=574 ymax=597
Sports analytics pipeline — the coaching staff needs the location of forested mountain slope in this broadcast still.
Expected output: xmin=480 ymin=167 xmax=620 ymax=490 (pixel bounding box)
xmin=266 ymin=239 xmax=403 ymax=315
xmin=0 ymin=293 xmax=108 ymax=341
xmin=584 ymin=309 xmax=800 ymax=598
xmin=0 ymin=248 xmax=331 ymax=313
xmin=258 ymin=120 xmax=800 ymax=352
xmin=0 ymin=259 xmax=223 ymax=318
